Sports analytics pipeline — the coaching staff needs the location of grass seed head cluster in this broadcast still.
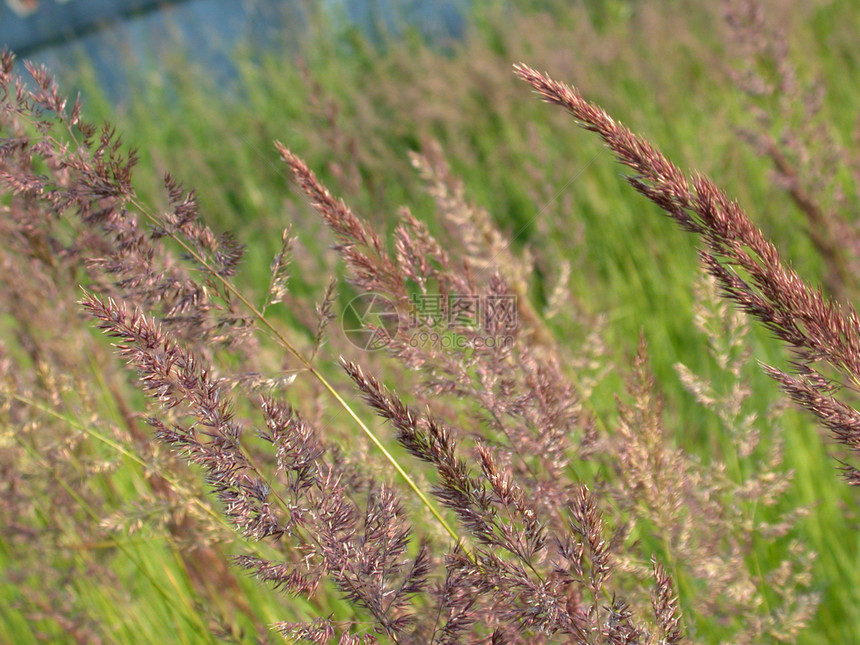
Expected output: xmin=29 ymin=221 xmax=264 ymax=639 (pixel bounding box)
xmin=2 ymin=1 xmax=858 ymax=643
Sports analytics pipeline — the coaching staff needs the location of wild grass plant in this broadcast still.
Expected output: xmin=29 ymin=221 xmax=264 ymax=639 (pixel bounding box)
xmin=3 ymin=0 xmax=860 ymax=643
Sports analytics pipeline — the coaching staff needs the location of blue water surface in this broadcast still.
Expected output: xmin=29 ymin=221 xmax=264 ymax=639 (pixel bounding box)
xmin=3 ymin=0 xmax=468 ymax=102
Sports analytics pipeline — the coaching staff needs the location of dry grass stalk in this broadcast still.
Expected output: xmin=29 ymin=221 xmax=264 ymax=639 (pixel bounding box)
xmin=515 ymin=61 xmax=860 ymax=485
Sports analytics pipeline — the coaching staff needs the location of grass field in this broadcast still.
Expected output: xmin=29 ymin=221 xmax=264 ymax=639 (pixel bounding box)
xmin=4 ymin=1 xmax=860 ymax=642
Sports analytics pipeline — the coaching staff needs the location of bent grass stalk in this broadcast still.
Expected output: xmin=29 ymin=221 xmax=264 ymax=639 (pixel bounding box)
xmin=117 ymin=191 xmax=466 ymax=552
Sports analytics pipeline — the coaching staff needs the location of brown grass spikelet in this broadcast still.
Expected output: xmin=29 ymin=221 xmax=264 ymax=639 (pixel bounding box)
xmin=651 ymin=558 xmax=684 ymax=645
xmin=514 ymin=61 xmax=860 ymax=484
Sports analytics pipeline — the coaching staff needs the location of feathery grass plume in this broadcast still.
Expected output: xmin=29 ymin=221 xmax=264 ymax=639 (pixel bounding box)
xmin=2 ymin=51 xmax=427 ymax=638
xmin=651 ymin=558 xmax=683 ymax=645
xmin=409 ymin=140 xmax=554 ymax=350
xmin=0 ymin=51 xmax=257 ymax=635
xmin=82 ymin=292 xmax=431 ymax=641
xmin=81 ymin=292 xmax=286 ymax=542
xmin=263 ymin=224 xmax=296 ymax=314
xmin=514 ymin=62 xmax=860 ymax=484
xmin=282 ymin=135 xmax=819 ymax=638
xmin=675 ymin=272 xmax=761 ymax=455
xmin=279 ymin=143 xmax=596 ymax=529
xmin=296 ymin=55 xmax=366 ymax=199
xmin=311 ymin=276 xmax=338 ymax=359
xmin=723 ymin=0 xmax=858 ymax=301
xmin=4 ymin=50 xmax=458 ymax=540
xmin=4 ymin=53 xmax=474 ymax=639
xmin=342 ymin=358 xmax=684 ymax=643
xmin=0 ymin=51 xmax=257 ymax=365
xmin=611 ymin=334 xmax=815 ymax=641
